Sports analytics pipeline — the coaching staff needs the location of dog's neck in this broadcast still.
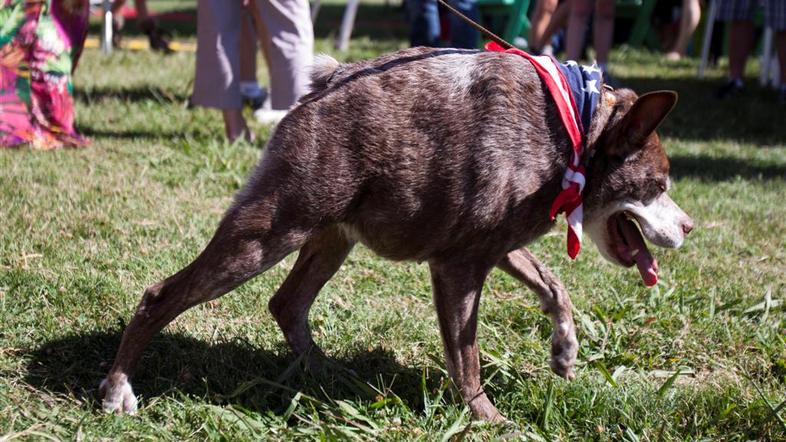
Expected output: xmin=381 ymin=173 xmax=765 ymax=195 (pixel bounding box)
xmin=584 ymin=88 xmax=617 ymax=156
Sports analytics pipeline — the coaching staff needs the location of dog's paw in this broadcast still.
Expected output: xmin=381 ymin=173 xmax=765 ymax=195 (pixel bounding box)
xmin=302 ymin=347 xmax=337 ymax=377
xmin=550 ymin=349 xmax=577 ymax=380
xmin=550 ymin=361 xmax=576 ymax=381
xmin=99 ymin=377 xmax=138 ymax=415
xmin=469 ymin=394 xmax=507 ymax=423
xmin=550 ymin=327 xmax=578 ymax=380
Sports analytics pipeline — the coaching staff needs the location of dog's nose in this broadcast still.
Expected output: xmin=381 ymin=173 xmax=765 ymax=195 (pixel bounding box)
xmin=681 ymin=218 xmax=694 ymax=235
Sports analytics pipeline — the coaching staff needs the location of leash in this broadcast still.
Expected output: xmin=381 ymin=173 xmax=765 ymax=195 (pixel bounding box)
xmin=435 ymin=0 xmax=514 ymax=50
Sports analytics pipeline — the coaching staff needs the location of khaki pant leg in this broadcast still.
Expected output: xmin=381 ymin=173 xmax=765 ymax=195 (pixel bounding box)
xmin=192 ymin=0 xmax=243 ymax=110
xmin=255 ymin=0 xmax=314 ymax=110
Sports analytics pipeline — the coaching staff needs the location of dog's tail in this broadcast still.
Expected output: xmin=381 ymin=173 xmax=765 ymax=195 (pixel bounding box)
xmin=309 ymin=54 xmax=340 ymax=92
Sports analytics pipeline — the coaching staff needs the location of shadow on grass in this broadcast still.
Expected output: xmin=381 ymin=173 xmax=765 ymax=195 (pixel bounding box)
xmin=79 ymin=127 xmax=185 ymax=140
xmin=620 ymin=76 xmax=786 ymax=146
xmin=23 ymin=330 xmax=443 ymax=415
xmin=75 ymin=87 xmax=190 ymax=105
xmin=669 ymin=154 xmax=786 ymax=181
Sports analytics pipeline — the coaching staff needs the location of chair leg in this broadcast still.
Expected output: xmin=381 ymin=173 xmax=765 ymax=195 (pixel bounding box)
xmin=101 ymin=0 xmax=113 ymax=54
xmin=698 ymin=0 xmax=719 ymax=79
xmin=336 ymin=0 xmax=360 ymax=52
xmin=502 ymin=0 xmax=531 ymax=45
xmin=628 ymin=0 xmax=657 ymax=48
xmin=760 ymin=27 xmax=774 ymax=87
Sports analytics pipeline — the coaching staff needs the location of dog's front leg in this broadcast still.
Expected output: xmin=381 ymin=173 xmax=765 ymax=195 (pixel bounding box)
xmin=429 ymin=259 xmax=505 ymax=422
xmin=498 ymin=248 xmax=578 ymax=380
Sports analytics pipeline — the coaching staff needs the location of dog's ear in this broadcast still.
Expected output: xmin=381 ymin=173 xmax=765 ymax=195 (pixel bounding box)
xmin=620 ymin=91 xmax=677 ymax=141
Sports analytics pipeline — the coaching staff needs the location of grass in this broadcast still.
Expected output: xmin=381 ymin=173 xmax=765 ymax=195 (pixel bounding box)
xmin=1 ymin=1 xmax=785 ymax=440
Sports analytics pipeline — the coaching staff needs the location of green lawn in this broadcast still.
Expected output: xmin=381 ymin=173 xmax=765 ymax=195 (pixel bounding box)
xmin=1 ymin=3 xmax=785 ymax=440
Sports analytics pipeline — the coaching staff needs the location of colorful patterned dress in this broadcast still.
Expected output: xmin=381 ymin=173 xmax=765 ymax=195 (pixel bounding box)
xmin=0 ymin=0 xmax=89 ymax=149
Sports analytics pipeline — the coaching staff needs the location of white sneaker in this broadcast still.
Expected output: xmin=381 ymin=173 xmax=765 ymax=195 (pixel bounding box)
xmin=253 ymin=108 xmax=289 ymax=125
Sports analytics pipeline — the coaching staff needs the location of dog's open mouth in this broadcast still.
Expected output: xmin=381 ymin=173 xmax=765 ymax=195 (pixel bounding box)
xmin=607 ymin=212 xmax=658 ymax=287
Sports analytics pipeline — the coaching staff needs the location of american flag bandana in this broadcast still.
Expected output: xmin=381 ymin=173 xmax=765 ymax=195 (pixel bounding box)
xmin=485 ymin=42 xmax=603 ymax=259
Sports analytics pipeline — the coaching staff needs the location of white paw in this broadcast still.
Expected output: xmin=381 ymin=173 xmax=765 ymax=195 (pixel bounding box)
xmin=100 ymin=377 xmax=138 ymax=415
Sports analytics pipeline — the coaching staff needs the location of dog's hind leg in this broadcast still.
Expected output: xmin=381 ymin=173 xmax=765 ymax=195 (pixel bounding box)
xmin=497 ymin=248 xmax=578 ymax=380
xmin=268 ymin=225 xmax=355 ymax=356
xmin=429 ymin=258 xmax=506 ymax=422
xmin=100 ymin=201 xmax=315 ymax=415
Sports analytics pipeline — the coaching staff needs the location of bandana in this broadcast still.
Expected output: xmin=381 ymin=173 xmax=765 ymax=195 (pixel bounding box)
xmin=485 ymin=42 xmax=603 ymax=259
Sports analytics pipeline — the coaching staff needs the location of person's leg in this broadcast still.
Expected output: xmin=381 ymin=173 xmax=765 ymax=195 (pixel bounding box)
xmin=719 ymin=3 xmax=755 ymax=80
xmin=540 ymin=1 xmax=570 ymax=54
xmin=715 ymin=0 xmax=755 ymax=97
xmin=255 ymin=0 xmax=314 ymax=110
xmin=775 ymin=31 xmax=786 ymax=84
xmin=407 ymin=0 xmax=441 ymax=47
xmin=109 ymin=0 xmax=127 ymax=47
xmin=666 ymin=0 xmax=701 ymax=60
xmin=111 ymin=0 xmax=127 ymax=15
xmin=530 ymin=0 xmax=560 ymax=51
xmin=133 ymin=0 xmax=150 ymax=21
xmin=727 ymin=21 xmax=755 ymax=81
xmin=565 ymin=0 xmax=593 ymax=61
xmin=129 ymin=0 xmax=172 ymax=52
xmin=777 ymin=31 xmax=786 ymax=87
xmin=448 ymin=0 xmax=479 ymax=48
xmin=192 ymin=0 xmax=249 ymax=140
xmin=592 ymin=0 xmax=615 ymax=67
xmin=714 ymin=19 xmax=754 ymax=97
xmin=222 ymin=110 xmax=251 ymax=141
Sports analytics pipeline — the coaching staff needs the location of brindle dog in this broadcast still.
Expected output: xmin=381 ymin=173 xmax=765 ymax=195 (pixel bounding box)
xmin=100 ymin=48 xmax=693 ymax=421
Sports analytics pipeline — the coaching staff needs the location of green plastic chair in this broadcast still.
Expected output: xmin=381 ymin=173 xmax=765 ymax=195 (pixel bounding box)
xmin=476 ymin=0 xmax=531 ymax=46
xmin=615 ymin=0 xmax=659 ymax=49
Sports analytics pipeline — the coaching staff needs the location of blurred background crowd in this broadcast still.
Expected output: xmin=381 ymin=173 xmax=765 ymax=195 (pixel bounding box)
xmin=1 ymin=0 xmax=784 ymax=149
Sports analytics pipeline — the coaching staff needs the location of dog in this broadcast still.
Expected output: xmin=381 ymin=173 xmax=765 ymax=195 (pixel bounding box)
xmin=100 ymin=47 xmax=693 ymax=421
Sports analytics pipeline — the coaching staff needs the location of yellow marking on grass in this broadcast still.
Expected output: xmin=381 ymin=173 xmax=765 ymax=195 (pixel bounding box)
xmin=84 ymin=37 xmax=196 ymax=52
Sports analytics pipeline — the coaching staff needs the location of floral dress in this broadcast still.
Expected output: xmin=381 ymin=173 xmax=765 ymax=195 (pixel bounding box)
xmin=0 ymin=0 xmax=89 ymax=149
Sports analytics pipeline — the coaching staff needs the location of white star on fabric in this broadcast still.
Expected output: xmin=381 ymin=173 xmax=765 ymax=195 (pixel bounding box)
xmin=583 ymin=63 xmax=602 ymax=75
xmin=584 ymin=79 xmax=600 ymax=95
xmin=565 ymin=60 xmax=578 ymax=67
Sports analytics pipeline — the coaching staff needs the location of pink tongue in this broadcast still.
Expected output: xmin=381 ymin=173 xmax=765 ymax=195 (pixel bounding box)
xmin=619 ymin=218 xmax=658 ymax=287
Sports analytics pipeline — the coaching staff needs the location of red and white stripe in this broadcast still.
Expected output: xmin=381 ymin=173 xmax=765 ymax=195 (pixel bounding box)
xmin=486 ymin=42 xmax=587 ymax=259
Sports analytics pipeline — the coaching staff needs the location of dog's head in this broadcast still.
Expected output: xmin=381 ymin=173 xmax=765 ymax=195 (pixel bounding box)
xmin=583 ymin=89 xmax=693 ymax=287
